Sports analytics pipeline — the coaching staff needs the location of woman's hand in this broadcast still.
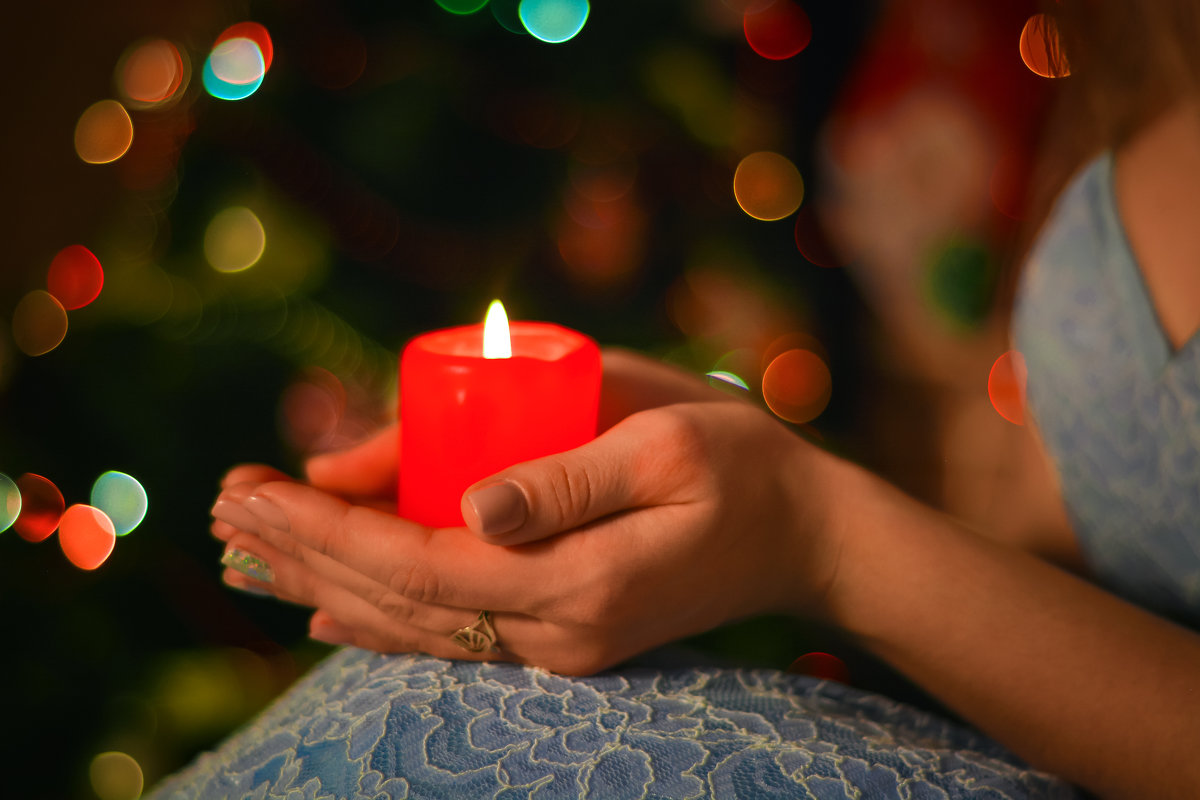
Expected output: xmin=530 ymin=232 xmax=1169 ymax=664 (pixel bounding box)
xmin=211 ymin=350 xmax=847 ymax=674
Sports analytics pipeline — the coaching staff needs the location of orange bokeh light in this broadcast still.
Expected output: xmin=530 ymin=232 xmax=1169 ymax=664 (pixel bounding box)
xmin=762 ymin=348 xmax=831 ymax=424
xmin=59 ymin=504 xmax=117 ymax=570
xmin=1019 ymin=14 xmax=1070 ymax=79
xmin=988 ymin=350 xmax=1027 ymax=425
xmin=47 ymin=244 xmax=104 ymax=310
xmin=75 ymin=100 xmax=134 ymax=164
xmin=13 ymin=473 xmax=65 ymax=543
xmin=12 ymin=290 xmax=69 ymax=356
xmin=118 ymin=38 xmax=186 ymax=106
xmin=733 ymin=151 xmax=804 ymax=221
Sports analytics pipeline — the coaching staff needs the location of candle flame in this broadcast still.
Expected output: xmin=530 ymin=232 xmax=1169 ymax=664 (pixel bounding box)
xmin=483 ymin=299 xmax=512 ymax=359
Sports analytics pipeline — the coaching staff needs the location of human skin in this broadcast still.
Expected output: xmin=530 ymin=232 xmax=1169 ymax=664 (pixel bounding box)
xmin=211 ymin=102 xmax=1200 ymax=799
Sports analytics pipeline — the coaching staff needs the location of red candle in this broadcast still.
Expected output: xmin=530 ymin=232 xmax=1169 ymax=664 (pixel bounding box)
xmin=398 ymin=301 xmax=602 ymax=528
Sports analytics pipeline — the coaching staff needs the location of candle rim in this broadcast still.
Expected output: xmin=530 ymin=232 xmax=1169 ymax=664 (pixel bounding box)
xmin=407 ymin=320 xmax=596 ymax=361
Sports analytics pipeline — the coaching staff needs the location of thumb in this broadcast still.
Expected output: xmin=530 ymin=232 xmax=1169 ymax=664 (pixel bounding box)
xmin=461 ymin=415 xmax=653 ymax=545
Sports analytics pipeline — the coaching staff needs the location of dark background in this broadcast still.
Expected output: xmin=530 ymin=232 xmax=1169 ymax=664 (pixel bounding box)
xmin=0 ymin=1 xmax=1054 ymax=796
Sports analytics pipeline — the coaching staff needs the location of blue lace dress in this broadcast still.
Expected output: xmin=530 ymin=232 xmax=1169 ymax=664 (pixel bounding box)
xmin=147 ymin=153 xmax=1199 ymax=798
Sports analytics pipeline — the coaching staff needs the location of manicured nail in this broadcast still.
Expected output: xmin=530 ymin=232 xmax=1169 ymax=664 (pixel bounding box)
xmin=309 ymin=613 xmax=352 ymax=646
xmin=464 ymin=482 xmax=527 ymax=536
xmin=211 ymin=499 xmax=262 ymax=533
xmin=244 ymin=495 xmax=290 ymax=532
xmin=221 ymin=547 xmax=275 ymax=583
xmin=232 ymin=582 xmax=273 ymax=597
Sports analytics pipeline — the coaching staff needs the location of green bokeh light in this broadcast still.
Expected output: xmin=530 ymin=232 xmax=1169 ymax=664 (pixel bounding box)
xmin=519 ymin=0 xmax=589 ymax=43
xmin=436 ymin=0 xmax=490 ymax=14
xmin=0 ymin=473 xmax=20 ymax=533
xmin=91 ymin=471 xmax=149 ymax=536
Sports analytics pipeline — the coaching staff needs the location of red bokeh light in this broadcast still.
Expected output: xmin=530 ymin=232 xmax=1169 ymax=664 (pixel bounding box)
xmin=215 ymin=22 xmax=274 ymax=73
xmin=988 ymin=350 xmax=1027 ymax=426
xmin=787 ymin=651 xmax=851 ymax=684
xmin=47 ymin=245 xmax=104 ymax=310
xmin=743 ymin=1 xmax=812 ymax=61
xmin=13 ymin=473 xmax=65 ymax=543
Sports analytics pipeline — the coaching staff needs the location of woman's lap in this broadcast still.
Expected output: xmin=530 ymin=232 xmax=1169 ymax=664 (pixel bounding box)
xmin=145 ymin=647 xmax=1077 ymax=799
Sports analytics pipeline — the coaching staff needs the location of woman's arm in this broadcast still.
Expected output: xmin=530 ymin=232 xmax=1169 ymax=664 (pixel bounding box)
xmin=824 ymin=457 xmax=1200 ymax=800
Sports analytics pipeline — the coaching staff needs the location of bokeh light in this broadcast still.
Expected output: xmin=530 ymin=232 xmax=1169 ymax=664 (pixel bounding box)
xmin=89 ymin=751 xmax=144 ymax=800
xmin=793 ymin=206 xmax=841 ymax=268
xmin=743 ymin=0 xmax=812 ymax=61
xmin=280 ymin=367 xmax=347 ymax=454
xmin=0 ymin=473 xmax=20 ymax=533
xmin=116 ymin=38 xmax=186 ymax=108
xmin=706 ymin=370 xmax=749 ymax=390
xmin=74 ymin=100 xmax=134 ymax=164
xmin=203 ymin=41 xmax=265 ymax=101
xmin=91 ymin=471 xmax=149 ymax=536
xmin=210 ymin=38 xmax=266 ymax=86
xmin=215 ymin=22 xmax=274 ymax=72
xmin=492 ymin=0 xmax=526 ymax=33
xmin=204 ymin=207 xmax=266 ymax=272
xmin=988 ymin=350 xmax=1027 ymax=426
xmin=437 ymin=0 xmax=490 ymax=14
xmin=787 ymin=652 xmax=850 ymax=684
xmin=59 ymin=504 xmax=117 ymax=570
xmin=519 ymin=0 xmax=590 ymax=44
xmin=46 ymin=244 xmax=104 ymax=310
xmin=12 ymin=290 xmax=69 ymax=356
xmin=733 ymin=151 xmax=804 ymax=221
xmin=924 ymin=238 xmax=996 ymax=329
xmin=762 ymin=348 xmax=831 ymax=423
xmin=1019 ymin=14 xmax=1070 ymax=79
xmin=13 ymin=473 xmax=65 ymax=543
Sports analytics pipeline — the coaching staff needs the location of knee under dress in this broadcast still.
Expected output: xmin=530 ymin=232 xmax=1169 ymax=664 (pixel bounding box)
xmin=146 ymin=153 xmax=1198 ymax=799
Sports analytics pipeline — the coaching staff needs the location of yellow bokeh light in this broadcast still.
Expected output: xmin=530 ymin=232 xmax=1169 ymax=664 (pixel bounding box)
xmin=733 ymin=150 xmax=804 ymax=221
xmin=89 ymin=751 xmax=144 ymax=800
xmin=75 ymin=99 xmax=134 ymax=164
xmin=12 ymin=290 xmax=68 ymax=356
xmin=205 ymin=207 xmax=267 ymax=272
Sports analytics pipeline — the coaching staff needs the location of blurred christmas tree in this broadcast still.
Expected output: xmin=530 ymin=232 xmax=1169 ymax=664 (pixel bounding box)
xmin=0 ymin=1 xmax=890 ymax=795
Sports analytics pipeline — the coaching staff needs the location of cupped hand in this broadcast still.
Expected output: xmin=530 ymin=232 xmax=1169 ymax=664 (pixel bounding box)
xmin=211 ymin=350 xmax=847 ymax=675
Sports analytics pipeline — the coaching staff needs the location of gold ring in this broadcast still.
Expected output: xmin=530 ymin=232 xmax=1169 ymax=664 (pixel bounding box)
xmin=450 ymin=610 xmax=499 ymax=653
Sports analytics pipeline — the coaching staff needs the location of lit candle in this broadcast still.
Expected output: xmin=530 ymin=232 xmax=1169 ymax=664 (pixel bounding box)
xmin=398 ymin=301 xmax=602 ymax=527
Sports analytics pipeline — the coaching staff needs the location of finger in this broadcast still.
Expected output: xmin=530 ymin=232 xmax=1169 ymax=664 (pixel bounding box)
xmin=598 ymin=348 xmax=737 ymax=429
xmin=221 ymin=464 xmax=293 ymax=490
xmin=304 ymin=425 xmax=398 ymax=499
xmin=219 ymin=532 xmax=536 ymax=663
xmin=240 ymin=480 xmax=550 ymax=612
xmin=307 ymin=609 xmax=527 ymax=665
xmin=219 ymin=532 xmax=485 ymax=637
xmin=460 ymin=409 xmax=691 ymax=545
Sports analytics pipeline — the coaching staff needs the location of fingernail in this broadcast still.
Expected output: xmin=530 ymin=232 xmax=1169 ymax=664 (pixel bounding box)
xmin=464 ymin=482 xmax=527 ymax=536
xmin=245 ymin=495 xmax=290 ymax=532
xmin=232 ymin=581 xmax=273 ymax=597
xmin=309 ymin=613 xmax=352 ymax=646
xmin=211 ymin=499 xmax=262 ymax=533
xmin=221 ymin=547 xmax=275 ymax=583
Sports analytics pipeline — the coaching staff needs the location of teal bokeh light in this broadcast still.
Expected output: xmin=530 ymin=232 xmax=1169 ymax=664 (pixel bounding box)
xmin=91 ymin=471 xmax=149 ymax=536
xmin=0 ymin=473 xmax=20 ymax=533
xmin=202 ymin=40 xmax=266 ymax=101
xmin=518 ymin=0 xmax=589 ymax=43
